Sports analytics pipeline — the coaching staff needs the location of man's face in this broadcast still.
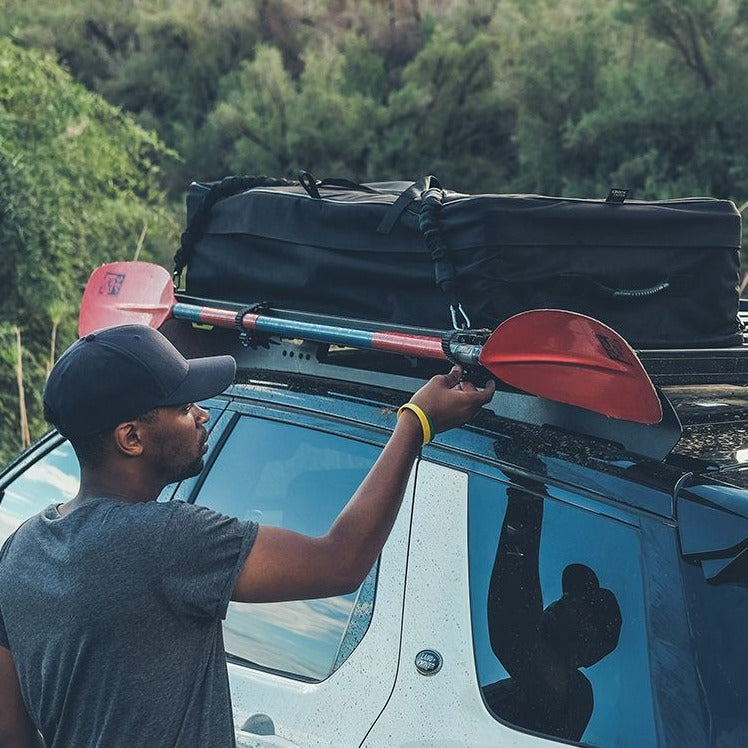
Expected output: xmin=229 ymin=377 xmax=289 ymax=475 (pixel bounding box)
xmin=141 ymin=403 xmax=211 ymax=484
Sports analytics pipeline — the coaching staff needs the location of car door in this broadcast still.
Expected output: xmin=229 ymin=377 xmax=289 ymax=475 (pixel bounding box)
xmin=367 ymin=457 xmax=660 ymax=747
xmin=185 ymin=399 xmax=415 ymax=748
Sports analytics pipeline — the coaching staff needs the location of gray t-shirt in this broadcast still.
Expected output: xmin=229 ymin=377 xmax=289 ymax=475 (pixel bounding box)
xmin=0 ymin=498 xmax=258 ymax=748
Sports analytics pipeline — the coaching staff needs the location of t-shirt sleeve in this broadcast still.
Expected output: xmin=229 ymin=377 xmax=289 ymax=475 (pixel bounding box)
xmin=158 ymin=501 xmax=258 ymax=620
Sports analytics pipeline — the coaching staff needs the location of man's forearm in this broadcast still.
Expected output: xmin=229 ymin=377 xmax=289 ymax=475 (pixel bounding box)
xmin=232 ymin=366 xmax=494 ymax=603
xmin=325 ymin=412 xmax=422 ymax=587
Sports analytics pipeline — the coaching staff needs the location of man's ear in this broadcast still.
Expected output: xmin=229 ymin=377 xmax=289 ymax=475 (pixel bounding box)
xmin=113 ymin=421 xmax=145 ymax=457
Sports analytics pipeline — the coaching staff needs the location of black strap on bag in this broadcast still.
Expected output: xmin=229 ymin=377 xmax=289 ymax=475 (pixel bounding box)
xmin=301 ymin=172 xmax=470 ymax=328
xmin=298 ymin=171 xmax=382 ymax=198
xmin=378 ymin=176 xmax=470 ymax=329
xmin=554 ymin=273 xmax=672 ymax=299
xmin=377 ymin=175 xmax=440 ymax=234
xmin=173 ymin=175 xmax=296 ymax=287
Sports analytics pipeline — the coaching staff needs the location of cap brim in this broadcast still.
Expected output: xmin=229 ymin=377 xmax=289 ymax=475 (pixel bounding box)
xmin=161 ymin=355 xmax=236 ymax=406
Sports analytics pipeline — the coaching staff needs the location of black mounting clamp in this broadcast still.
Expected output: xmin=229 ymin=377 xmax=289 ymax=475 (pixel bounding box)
xmin=235 ymin=303 xmax=273 ymax=349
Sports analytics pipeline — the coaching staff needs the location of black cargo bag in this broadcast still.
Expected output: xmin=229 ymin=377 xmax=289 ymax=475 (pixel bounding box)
xmin=175 ymin=174 xmax=742 ymax=349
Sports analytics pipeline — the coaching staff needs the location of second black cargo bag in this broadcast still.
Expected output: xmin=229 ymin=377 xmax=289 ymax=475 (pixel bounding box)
xmin=175 ymin=175 xmax=742 ymax=349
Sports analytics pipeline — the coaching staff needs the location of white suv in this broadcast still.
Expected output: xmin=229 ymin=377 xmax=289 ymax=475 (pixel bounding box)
xmin=2 ymin=323 xmax=747 ymax=747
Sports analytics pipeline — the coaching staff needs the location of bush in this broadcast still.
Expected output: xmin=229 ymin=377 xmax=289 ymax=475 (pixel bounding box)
xmin=0 ymin=39 xmax=178 ymax=462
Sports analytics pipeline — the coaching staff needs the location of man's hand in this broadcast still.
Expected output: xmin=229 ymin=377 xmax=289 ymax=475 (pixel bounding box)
xmin=0 ymin=646 xmax=44 ymax=748
xmin=232 ymin=365 xmax=494 ymax=605
xmin=409 ymin=365 xmax=495 ymax=434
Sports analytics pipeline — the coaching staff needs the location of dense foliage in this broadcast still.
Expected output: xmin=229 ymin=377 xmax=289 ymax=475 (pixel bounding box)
xmin=2 ymin=0 xmax=748 ymax=461
xmin=0 ymin=38 xmax=176 ymax=461
xmin=6 ymin=0 xmax=748 ymax=198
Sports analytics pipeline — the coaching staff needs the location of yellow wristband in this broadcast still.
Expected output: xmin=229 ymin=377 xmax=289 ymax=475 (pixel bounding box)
xmin=397 ymin=402 xmax=434 ymax=446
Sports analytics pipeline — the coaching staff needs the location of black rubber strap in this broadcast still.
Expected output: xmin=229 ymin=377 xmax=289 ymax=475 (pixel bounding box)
xmin=418 ymin=186 xmax=470 ymax=328
xmin=419 ymin=187 xmax=454 ymax=287
xmin=298 ymin=171 xmax=321 ymax=199
xmin=554 ymin=273 xmax=673 ymax=299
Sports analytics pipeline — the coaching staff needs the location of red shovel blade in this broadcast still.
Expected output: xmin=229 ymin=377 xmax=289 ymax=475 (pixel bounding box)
xmin=78 ymin=262 xmax=175 ymax=336
xmin=480 ymin=310 xmax=663 ymax=424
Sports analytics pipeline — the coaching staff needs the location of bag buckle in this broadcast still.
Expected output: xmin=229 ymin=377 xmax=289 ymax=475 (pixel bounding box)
xmin=450 ymin=303 xmax=471 ymax=330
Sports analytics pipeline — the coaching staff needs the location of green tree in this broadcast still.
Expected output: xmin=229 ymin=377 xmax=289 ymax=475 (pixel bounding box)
xmin=0 ymin=38 xmax=178 ymax=462
xmin=502 ymin=0 xmax=748 ymax=202
xmin=493 ymin=0 xmax=622 ymax=195
xmin=4 ymin=0 xmax=265 ymax=192
xmin=370 ymin=21 xmax=516 ymax=189
xmin=201 ymin=42 xmax=383 ymax=179
xmin=602 ymin=0 xmax=748 ymax=199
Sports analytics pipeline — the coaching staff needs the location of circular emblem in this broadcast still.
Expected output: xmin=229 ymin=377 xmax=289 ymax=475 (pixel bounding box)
xmin=415 ymin=649 xmax=442 ymax=676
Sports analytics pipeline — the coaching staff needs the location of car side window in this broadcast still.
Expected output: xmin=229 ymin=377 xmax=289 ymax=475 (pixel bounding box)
xmin=0 ymin=440 xmax=80 ymax=547
xmin=0 ymin=402 xmax=223 ymax=544
xmin=468 ymin=474 xmax=657 ymax=746
xmin=192 ymin=414 xmax=380 ymax=681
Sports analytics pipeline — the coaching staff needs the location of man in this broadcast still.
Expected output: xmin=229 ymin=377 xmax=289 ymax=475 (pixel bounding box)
xmin=0 ymin=324 xmax=494 ymax=747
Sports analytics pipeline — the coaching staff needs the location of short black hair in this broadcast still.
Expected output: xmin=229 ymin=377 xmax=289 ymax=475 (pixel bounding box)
xmin=66 ymin=408 xmax=159 ymax=468
xmin=69 ymin=430 xmax=111 ymax=468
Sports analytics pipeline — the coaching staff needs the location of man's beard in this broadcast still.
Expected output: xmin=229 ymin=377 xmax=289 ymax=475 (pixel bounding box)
xmin=173 ymin=455 xmax=205 ymax=482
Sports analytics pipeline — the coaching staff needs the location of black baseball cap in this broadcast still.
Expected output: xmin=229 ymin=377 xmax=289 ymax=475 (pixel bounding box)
xmin=43 ymin=324 xmax=236 ymax=439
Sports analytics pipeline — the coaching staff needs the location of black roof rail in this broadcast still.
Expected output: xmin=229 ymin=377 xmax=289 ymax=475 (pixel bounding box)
xmin=638 ymin=346 xmax=748 ymax=385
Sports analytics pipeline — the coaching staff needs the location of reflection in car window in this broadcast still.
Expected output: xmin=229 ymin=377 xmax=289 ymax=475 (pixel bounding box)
xmin=193 ymin=415 xmax=379 ymax=681
xmin=468 ymin=474 xmax=656 ymax=745
xmin=0 ymin=441 xmax=80 ymax=547
xmin=0 ymin=403 xmax=217 ymax=545
xmin=681 ymin=560 xmax=748 ymax=745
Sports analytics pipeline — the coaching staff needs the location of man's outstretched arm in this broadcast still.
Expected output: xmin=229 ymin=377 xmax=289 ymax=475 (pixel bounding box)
xmin=232 ymin=366 xmax=495 ymax=603
xmin=0 ymin=646 xmax=44 ymax=748
xmin=487 ymin=486 xmax=546 ymax=677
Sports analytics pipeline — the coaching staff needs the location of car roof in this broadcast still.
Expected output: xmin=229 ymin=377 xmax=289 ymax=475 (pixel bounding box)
xmin=162 ymin=312 xmax=748 ymax=508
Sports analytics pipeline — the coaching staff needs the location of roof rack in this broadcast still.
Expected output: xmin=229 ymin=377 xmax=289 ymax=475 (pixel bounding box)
xmin=179 ymin=292 xmax=748 ymax=388
xmin=165 ymin=302 xmax=686 ymax=461
xmin=638 ymin=346 xmax=748 ymax=385
xmin=79 ymin=260 xmax=748 ymax=462
xmin=165 ymin=295 xmax=748 ymax=462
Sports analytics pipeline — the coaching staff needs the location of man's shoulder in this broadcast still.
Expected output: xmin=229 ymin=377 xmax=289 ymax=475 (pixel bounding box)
xmin=157 ymin=500 xmax=253 ymax=534
xmin=73 ymin=497 xmax=179 ymax=526
xmin=1 ymin=500 xmax=178 ymax=561
xmin=0 ymin=505 xmax=56 ymax=560
xmin=129 ymin=500 xmax=250 ymax=541
xmin=158 ymin=499 xmax=246 ymax=521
